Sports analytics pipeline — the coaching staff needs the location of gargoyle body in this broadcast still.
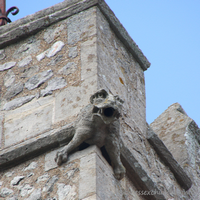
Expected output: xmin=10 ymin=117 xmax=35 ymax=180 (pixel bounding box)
xmin=55 ymin=89 xmax=126 ymax=180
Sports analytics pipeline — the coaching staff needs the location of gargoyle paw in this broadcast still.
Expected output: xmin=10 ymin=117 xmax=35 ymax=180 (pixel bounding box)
xmin=55 ymin=151 xmax=68 ymax=166
xmin=114 ymin=165 xmax=126 ymax=180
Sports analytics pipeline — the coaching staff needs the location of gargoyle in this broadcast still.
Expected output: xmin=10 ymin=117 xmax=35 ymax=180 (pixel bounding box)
xmin=55 ymin=89 xmax=126 ymax=180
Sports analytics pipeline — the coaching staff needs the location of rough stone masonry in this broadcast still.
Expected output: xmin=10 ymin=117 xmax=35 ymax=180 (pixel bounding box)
xmin=0 ymin=0 xmax=199 ymax=199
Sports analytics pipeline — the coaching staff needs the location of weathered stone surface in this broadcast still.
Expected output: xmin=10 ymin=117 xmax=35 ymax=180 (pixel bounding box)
xmin=13 ymin=39 xmax=41 ymax=59
xmin=20 ymin=184 xmax=34 ymax=197
xmin=24 ymin=161 xmax=38 ymax=171
xmin=26 ymin=189 xmax=42 ymax=200
xmin=25 ymin=69 xmax=53 ymax=90
xmin=4 ymin=82 xmax=24 ymax=100
xmin=47 ymin=55 xmax=63 ymax=66
xmin=18 ymin=55 xmax=32 ymax=68
xmin=0 ymin=115 xmax=3 ymax=148
xmin=47 ymin=41 xmax=65 ymax=58
xmin=0 ymin=125 xmax=74 ymax=170
xmin=57 ymin=184 xmax=73 ymax=200
xmin=0 ymin=49 xmax=5 ymax=60
xmin=44 ymin=24 xmax=65 ymax=44
xmin=0 ymin=61 xmax=16 ymax=71
xmin=41 ymin=77 xmax=67 ymax=96
xmin=97 ymin=0 xmax=150 ymax=70
xmin=68 ymin=46 xmax=78 ymax=58
xmin=4 ymin=97 xmax=53 ymax=147
xmin=0 ymin=0 xmax=150 ymax=71
xmin=121 ymin=145 xmax=166 ymax=200
xmin=0 ymin=188 xmax=13 ymax=197
xmin=188 ymin=120 xmax=200 ymax=145
xmin=54 ymin=86 xmax=91 ymax=123
xmin=45 ymin=150 xmax=58 ymax=172
xmin=67 ymin=7 xmax=96 ymax=45
xmin=58 ymin=62 xmax=77 ymax=76
xmin=11 ymin=176 xmax=25 ymax=186
xmin=20 ymin=65 xmax=39 ymax=78
xmin=43 ymin=175 xmax=58 ymax=193
xmin=36 ymin=50 xmax=48 ymax=61
xmin=4 ymin=70 xmax=15 ymax=88
xmin=3 ymin=95 xmax=35 ymax=111
xmin=147 ymin=124 xmax=192 ymax=191
xmin=37 ymin=174 xmax=50 ymax=183
xmin=81 ymin=37 xmax=97 ymax=80
xmin=79 ymin=153 xmax=96 ymax=199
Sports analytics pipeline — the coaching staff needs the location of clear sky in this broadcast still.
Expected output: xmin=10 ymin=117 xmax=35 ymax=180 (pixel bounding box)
xmin=6 ymin=0 xmax=200 ymax=126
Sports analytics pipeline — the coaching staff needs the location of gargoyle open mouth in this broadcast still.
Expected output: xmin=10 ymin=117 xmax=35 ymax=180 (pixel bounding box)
xmin=92 ymin=105 xmax=119 ymax=124
xmin=103 ymin=107 xmax=115 ymax=117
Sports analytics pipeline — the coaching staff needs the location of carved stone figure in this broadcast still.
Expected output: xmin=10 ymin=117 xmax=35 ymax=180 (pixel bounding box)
xmin=55 ymin=89 xmax=126 ymax=180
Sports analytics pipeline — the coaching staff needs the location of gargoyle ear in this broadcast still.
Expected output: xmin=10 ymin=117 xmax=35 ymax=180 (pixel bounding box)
xmin=90 ymin=89 xmax=108 ymax=104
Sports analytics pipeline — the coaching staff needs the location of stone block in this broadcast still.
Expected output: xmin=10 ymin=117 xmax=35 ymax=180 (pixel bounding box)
xmin=26 ymin=189 xmax=41 ymax=200
xmin=82 ymin=194 xmax=100 ymax=200
xmin=147 ymin=125 xmax=192 ymax=191
xmin=0 ymin=49 xmax=5 ymax=60
xmin=81 ymin=37 xmax=97 ymax=80
xmin=40 ymin=77 xmax=67 ymax=97
xmin=4 ymin=70 xmax=15 ymax=87
xmin=0 ymin=61 xmax=16 ymax=71
xmin=20 ymin=65 xmax=39 ymax=78
xmin=25 ymin=69 xmax=53 ymax=90
xmin=67 ymin=7 xmax=96 ymax=45
xmin=44 ymin=24 xmax=65 ymax=44
xmin=68 ymin=46 xmax=78 ymax=58
xmin=18 ymin=55 xmax=32 ymax=68
xmin=47 ymin=41 xmax=65 ymax=58
xmin=13 ymin=40 xmax=41 ymax=59
xmin=0 ymin=115 xmax=3 ymax=149
xmin=79 ymin=153 xmax=96 ymax=199
xmin=3 ymin=95 xmax=35 ymax=111
xmin=45 ymin=149 xmax=58 ymax=172
xmin=4 ymin=82 xmax=24 ymax=100
xmin=150 ymin=103 xmax=194 ymax=166
xmin=96 ymin=152 xmax=125 ymax=200
xmin=4 ymin=97 xmax=53 ymax=147
xmin=54 ymin=84 xmax=96 ymax=123
xmin=58 ymin=62 xmax=78 ymax=76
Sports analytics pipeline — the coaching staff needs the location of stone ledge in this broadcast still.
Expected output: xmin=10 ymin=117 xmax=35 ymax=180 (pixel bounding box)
xmin=0 ymin=125 xmax=74 ymax=171
xmin=121 ymin=145 xmax=166 ymax=200
xmin=147 ymin=124 xmax=192 ymax=191
xmin=0 ymin=0 xmax=150 ymax=71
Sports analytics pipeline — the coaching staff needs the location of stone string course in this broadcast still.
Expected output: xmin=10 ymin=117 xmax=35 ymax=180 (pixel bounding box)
xmin=0 ymin=0 xmax=199 ymax=199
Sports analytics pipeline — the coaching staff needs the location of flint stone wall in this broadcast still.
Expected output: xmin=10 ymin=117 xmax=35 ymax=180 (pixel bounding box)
xmin=0 ymin=145 xmax=141 ymax=199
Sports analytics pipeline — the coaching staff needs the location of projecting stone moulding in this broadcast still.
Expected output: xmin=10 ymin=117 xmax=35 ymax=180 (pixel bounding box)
xmin=147 ymin=124 xmax=192 ymax=191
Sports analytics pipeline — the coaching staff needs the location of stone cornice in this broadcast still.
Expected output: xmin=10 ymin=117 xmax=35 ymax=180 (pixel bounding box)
xmin=0 ymin=0 xmax=150 ymax=71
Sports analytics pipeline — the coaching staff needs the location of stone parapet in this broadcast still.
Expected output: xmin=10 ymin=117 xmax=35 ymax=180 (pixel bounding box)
xmin=150 ymin=103 xmax=200 ymax=199
xmin=0 ymin=0 xmax=150 ymax=71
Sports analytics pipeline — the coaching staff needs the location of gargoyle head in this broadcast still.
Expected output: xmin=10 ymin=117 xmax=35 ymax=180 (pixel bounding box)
xmin=90 ymin=89 xmax=124 ymax=124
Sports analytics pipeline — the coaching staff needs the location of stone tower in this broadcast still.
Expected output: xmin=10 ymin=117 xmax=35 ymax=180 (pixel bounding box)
xmin=0 ymin=0 xmax=199 ymax=199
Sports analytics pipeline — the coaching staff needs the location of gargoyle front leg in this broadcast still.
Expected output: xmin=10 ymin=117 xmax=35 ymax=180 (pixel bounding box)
xmin=55 ymin=128 xmax=92 ymax=166
xmin=105 ymin=134 xmax=126 ymax=180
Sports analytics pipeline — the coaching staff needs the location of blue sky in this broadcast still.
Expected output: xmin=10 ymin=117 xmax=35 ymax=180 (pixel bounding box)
xmin=6 ymin=0 xmax=200 ymax=126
